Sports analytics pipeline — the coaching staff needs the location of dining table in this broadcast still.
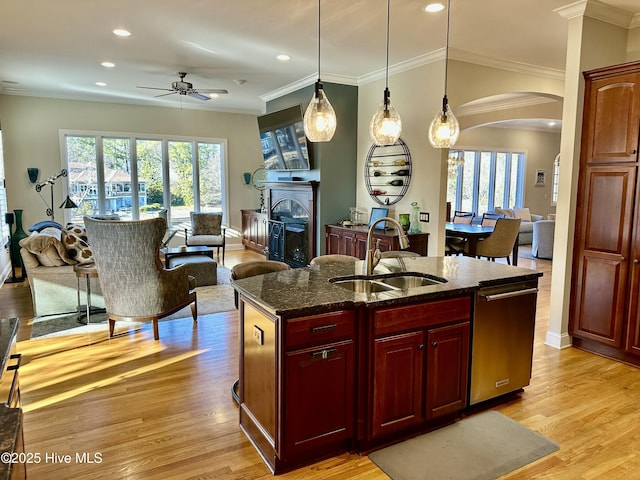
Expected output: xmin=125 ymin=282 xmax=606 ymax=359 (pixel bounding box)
xmin=445 ymin=222 xmax=519 ymax=266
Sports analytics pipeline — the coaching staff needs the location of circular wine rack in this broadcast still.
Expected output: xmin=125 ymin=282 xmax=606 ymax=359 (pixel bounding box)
xmin=364 ymin=138 xmax=412 ymax=205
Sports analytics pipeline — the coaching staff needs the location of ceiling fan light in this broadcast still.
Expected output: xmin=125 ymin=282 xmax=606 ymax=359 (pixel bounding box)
xmin=303 ymin=82 xmax=337 ymax=142
xmin=428 ymin=99 xmax=459 ymax=148
xmin=370 ymin=94 xmax=402 ymax=146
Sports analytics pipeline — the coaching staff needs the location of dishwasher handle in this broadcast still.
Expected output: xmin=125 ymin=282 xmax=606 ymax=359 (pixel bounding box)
xmin=480 ymin=287 xmax=538 ymax=301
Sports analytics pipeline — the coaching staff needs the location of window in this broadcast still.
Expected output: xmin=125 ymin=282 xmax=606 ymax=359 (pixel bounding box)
xmin=447 ymin=149 xmax=525 ymax=216
xmin=61 ymin=131 xmax=228 ymax=230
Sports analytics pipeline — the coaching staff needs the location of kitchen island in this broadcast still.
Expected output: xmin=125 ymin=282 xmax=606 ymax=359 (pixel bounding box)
xmin=232 ymin=256 xmax=542 ymax=474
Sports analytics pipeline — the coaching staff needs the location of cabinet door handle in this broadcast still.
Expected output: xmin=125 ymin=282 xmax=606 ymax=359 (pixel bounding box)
xmin=431 ymin=342 xmax=438 ymax=348
xmin=630 ymin=149 xmax=637 ymax=154
xmin=634 ymin=259 xmax=639 ymax=264
xmin=418 ymin=344 xmax=425 ymax=350
xmin=311 ymin=324 xmax=337 ymax=334
xmin=311 ymin=348 xmax=337 ymax=359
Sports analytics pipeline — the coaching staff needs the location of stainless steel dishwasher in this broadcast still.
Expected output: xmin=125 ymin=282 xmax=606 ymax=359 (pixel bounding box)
xmin=469 ymin=279 xmax=539 ymax=406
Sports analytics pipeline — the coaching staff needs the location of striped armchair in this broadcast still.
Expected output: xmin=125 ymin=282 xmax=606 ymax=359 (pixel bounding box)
xmin=85 ymin=217 xmax=197 ymax=340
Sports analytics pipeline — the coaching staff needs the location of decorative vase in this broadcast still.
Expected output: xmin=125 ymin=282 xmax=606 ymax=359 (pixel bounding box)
xmin=408 ymin=202 xmax=421 ymax=234
xmin=10 ymin=209 xmax=28 ymax=268
xmin=398 ymin=213 xmax=410 ymax=232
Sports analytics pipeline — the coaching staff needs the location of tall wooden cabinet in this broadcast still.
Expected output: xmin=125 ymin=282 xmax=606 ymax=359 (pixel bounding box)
xmin=570 ymin=61 xmax=640 ymax=365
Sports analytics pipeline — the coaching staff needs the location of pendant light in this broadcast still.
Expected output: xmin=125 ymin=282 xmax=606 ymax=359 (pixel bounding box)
xmin=428 ymin=0 xmax=459 ymax=148
xmin=303 ymin=0 xmax=337 ymax=142
xmin=369 ymin=0 xmax=402 ymax=146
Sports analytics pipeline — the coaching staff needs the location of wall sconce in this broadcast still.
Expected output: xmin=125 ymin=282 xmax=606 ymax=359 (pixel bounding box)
xmin=27 ymin=168 xmax=39 ymax=184
xmin=243 ymin=172 xmax=252 ymax=185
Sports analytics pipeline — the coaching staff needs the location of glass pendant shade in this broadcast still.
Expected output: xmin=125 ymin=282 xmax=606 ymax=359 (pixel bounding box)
xmin=370 ymin=95 xmax=402 ymax=146
xmin=303 ymin=82 xmax=337 ymax=142
xmin=428 ymin=99 xmax=460 ymax=148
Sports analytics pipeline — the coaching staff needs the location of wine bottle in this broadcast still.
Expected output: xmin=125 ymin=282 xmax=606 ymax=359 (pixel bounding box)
xmin=391 ymin=169 xmax=409 ymax=176
xmin=387 ymin=179 xmax=404 ymax=186
xmin=393 ymin=159 xmax=407 ymax=166
xmin=373 ymin=170 xmax=387 ymax=176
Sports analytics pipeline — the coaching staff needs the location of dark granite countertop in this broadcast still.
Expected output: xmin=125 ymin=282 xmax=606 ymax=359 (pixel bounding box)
xmin=0 ymin=319 xmax=18 ymax=379
xmin=232 ymin=256 xmax=542 ymax=317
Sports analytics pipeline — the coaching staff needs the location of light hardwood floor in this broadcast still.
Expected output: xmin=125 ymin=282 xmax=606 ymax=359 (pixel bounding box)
xmin=1 ymin=250 xmax=640 ymax=479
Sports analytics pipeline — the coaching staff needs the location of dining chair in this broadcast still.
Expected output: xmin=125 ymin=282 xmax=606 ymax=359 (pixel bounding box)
xmin=453 ymin=211 xmax=474 ymax=225
xmin=471 ymin=217 xmax=522 ymax=264
xmin=480 ymin=212 xmax=505 ymax=227
xmin=446 ymin=211 xmax=475 ymax=255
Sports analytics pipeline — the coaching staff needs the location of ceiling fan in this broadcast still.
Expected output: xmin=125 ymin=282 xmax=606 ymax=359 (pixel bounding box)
xmin=137 ymin=72 xmax=228 ymax=101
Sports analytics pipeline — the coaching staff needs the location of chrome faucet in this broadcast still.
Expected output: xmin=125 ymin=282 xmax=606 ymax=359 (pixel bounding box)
xmin=363 ymin=216 xmax=410 ymax=276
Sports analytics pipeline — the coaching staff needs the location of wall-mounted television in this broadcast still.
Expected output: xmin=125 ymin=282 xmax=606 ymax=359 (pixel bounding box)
xmin=258 ymin=105 xmax=311 ymax=171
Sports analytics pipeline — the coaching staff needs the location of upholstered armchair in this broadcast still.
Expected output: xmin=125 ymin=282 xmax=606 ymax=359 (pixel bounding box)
xmin=185 ymin=212 xmax=226 ymax=264
xmin=85 ymin=217 xmax=197 ymax=340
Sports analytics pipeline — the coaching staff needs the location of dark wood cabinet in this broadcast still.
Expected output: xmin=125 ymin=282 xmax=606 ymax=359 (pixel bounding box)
xmin=240 ymin=304 xmax=356 ymax=473
xmin=571 ymin=61 xmax=640 ymax=365
xmin=371 ymin=331 xmax=424 ymax=438
xmin=241 ymin=209 xmax=268 ymax=254
xmin=284 ymin=339 xmax=354 ymax=458
xmin=365 ymin=297 xmax=471 ymax=447
xmin=325 ymin=224 xmax=429 ymax=258
xmin=426 ymin=323 xmax=470 ymax=419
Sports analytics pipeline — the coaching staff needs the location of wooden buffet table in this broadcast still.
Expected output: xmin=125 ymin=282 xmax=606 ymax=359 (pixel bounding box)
xmin=325 ymin=224 xmax=429 ymax=258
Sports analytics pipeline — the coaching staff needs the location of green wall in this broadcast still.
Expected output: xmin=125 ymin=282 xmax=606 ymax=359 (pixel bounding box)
xmin=267 ymin=82 xmax=358 ymax=255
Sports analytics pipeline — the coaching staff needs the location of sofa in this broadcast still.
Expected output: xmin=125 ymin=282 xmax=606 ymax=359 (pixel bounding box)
xmin=19 ymin=223 xmax=104 ymax=318
xmin=532 ymin=220 xmax=555 ymax=259
xmin=493 ymin=207 xmax=543 ymax=245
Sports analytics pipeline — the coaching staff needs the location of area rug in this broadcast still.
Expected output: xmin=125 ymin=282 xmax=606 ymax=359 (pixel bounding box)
xmin=30 ymin=266 xmax=235 ymax=339
xmin=518 ymin=245 xmax=551 ymax=262
xmin=368 ymin=410 xmax=559 ymax=480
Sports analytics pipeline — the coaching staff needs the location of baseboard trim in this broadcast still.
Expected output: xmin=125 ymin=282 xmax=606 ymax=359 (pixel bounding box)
xmin=544 ymin=330 xmax=572 ymax=349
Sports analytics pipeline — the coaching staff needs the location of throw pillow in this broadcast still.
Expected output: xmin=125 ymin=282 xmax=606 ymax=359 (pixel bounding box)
xmin=192 ymin=213 xmax=222 ymax=235
xmin=65 ymin=223 xmax=89 ymax=243
xmin=19 ymin=231 xmax=76 ymax=266
xmin=61 ymin=229 xmax=94 ymax=263
xmin=514 ymin=207 xmax=532 ymax=222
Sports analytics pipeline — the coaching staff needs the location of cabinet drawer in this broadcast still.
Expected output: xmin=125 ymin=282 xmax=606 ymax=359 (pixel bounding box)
xmin=285 ymin=310 xmax=355 ymax=351
xmin=373 ymin=296 xmax=470 ymax=337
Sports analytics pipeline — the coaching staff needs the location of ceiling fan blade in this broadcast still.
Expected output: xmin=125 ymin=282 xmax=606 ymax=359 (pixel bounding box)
xmin=154 ymin=91 xmax=178 ymax=98
xmin=188 ymin=92 xmax=211 ymax=101
xmin=137 ymin=86 xmax=174 ymax=91
xmin=196 ymin=88 xmax=229 ymax=94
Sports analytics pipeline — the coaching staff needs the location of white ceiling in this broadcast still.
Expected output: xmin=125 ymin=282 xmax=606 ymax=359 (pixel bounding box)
xmin=0 ymin=0 xmax=638 ymax=116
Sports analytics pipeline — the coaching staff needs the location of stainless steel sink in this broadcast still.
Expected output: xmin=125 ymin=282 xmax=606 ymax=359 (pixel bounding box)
xmin=330 ymin=278 xmax=395 ymax=293
xmin=330 ymin=273 xmax=446 ymax=293
xmin=379 ymin=275 xmax=444 ymax=289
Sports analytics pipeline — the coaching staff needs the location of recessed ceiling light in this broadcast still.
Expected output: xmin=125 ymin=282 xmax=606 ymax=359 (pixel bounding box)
xmin=276 ymin=54 xmax=291 ymax=62
xmin=101 ymin=62 xmax=116 ymax=68
xmin=424 ymin=3 xmax=445 ymax=12
xmin=95 ymin=82 xmax=107 ymax=87
xmin=548 ymin=121 xmax=557 ymax=127
xmin=112 ymin=29 xmax=131 ymax=37
xmin=234 ymin=79 xmax=247 ymax=86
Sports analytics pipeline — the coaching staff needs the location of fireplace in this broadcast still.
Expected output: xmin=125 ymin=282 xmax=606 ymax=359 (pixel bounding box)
xmin=265 ymin=182 xmax=318 ymax=268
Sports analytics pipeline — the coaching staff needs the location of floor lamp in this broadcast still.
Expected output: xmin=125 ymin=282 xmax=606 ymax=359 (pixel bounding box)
xmin=35 ymin=169 xmax=69 ymax=222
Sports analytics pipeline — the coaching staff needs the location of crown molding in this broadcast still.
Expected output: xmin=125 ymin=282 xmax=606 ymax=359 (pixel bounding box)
xmin=555 ymin=0 xmax=638 ymax=29
xmin=260 ymin=73 xmax=358 ymax=103
xmin=456 ymin=95 xmax=559 ymax=117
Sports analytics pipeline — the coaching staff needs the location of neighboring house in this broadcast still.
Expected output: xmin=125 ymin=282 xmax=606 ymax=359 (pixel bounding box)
xmin=67 ymin=162 xmax=148 ymax=216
